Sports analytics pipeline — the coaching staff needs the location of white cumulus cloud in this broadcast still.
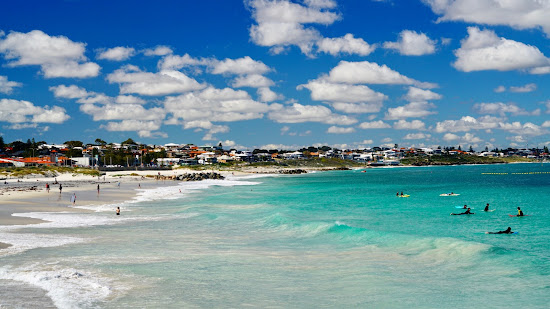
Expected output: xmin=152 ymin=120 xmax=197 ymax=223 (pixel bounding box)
xmin=383 ymin=30 xmax=436 ymax=56
xmin=317 ymin=33 xmax=376 ymax=56
xmin=423 ymin=0 xmax=550 ymax=37
xmin=385 ymin=101 xmax=437 ymax=120
xmin=509 ymin=83 xmax=537 ymax=93
xmin=0 ymin=99 xmax=69 ymax=124
xmin=298 ymin=79 xmax=387 ymax=103
xmin=474 ymin=102 xmax=539 ymax=116
xmin=0 ymin=75 xmax=22 ymax=94
xmin=247 ymin=0 xmax=340 ymax=55
xmin=404 ymin=87 xmax=442 ymax=101
xmin=453 ymin=27 xmax=550 ymax=72
xmin=210 ymin=56 xmax=271 ymax=75
xmin=326 ymin=60 xmax=437 ymax=88
xmin=97 ymin=46 xmax=135 ymax=61
xmin=268 ymin=103 xmax=357 ymax=125
xmin=143 ymin=45 xmax=173 ymax=57
xmin=107 ymin=65 xmax=206 ymax=96
xmin=0 ymin=30 xmax=99 ymax=78
xmin=393 ymin=119 xmax=426 ymax=130
xmin=327 ymin=126 xmax=355 ymax=134
xmin=435 ymin=115 xmax=501 ymax=133
xmin=403 ymin=133 xmax=431 ymax=140
xmin=358 ymin=120 xmax=391 ymax=129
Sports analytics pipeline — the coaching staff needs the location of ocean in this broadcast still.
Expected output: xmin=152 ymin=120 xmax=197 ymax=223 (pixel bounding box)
xmin=1 ymin=163 xmax=549 ymax=308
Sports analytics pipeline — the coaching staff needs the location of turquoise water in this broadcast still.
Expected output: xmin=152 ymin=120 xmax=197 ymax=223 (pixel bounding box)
xmin=1 ymin=163 xmax=549 ymax=308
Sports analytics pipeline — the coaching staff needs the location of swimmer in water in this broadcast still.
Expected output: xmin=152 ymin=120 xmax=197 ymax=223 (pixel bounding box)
xmin=451 ymin=207 xmax=474 ymax=215
xmin=487 ymin=227 xmax=513 ymax=234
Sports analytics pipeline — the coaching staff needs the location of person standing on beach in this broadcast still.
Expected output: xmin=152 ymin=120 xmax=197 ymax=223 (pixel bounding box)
xmin=97 ymin=184 xmax=100 ymax=195
xmin=59 ymin=183 xmax=62 ymax=194
xmin=46 ymin=183 xmax=50 ymax=193
xmin=71 ymin=193 xmax=76 ymax=205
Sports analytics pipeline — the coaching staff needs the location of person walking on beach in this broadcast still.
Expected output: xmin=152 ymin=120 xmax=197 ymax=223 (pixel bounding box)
xmin=71 ymin=193 xmax=76 ymax=205
xmin=59 ymin=183 xmax=62 ymax=194
xmin=116 ymin=207 xmax=120 ymax=215
xmin=46 ymin=183 xmax=50 ymax=193
xmin=97 ymin=184 xmax=100 ymax=195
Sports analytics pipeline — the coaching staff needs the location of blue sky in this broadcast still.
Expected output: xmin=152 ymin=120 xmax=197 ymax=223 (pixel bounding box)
xmin=1 ymin=0 xmax=549 ymax=150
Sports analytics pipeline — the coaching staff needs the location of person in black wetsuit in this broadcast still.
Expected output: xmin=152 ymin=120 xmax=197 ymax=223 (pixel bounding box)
xmin=484 ymin=203 xmax=489 ymax=211
xmin=451 ymin=207 xmax=474 ymax=215
xmin=487 ymin=227 xmax=513 ymax=234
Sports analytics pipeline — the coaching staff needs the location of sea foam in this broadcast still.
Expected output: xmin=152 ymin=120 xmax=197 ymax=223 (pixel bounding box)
xmin=0 ymin=264 xmax=114 ymax=309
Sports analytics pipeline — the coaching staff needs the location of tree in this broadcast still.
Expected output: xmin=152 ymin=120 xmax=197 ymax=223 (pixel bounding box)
xmin=122 ymin=138 xmax=136 ymax=145
xmin=544 ymin=146 xmax=549 ymax=154
xmin=95 ymin=138 xmax=107 ymax=146
xmin=469 ymin=146 xmax=474 ymax=153
xmin=0 ymin=136 xmax=5 ymax=151
xmin=64 ymin=140 xmax=83 ymax=148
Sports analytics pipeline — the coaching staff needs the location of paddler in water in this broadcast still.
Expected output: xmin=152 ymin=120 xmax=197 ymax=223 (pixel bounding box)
xmin=451 ymin=207 xmax=474 ymax=215
xmin=517 ymin=207 xmax=524 ymax=216
xmin=487 ymin=227 xmax=513 ymax=234
xmin=484 ymin=203 xmax=489 ymax=211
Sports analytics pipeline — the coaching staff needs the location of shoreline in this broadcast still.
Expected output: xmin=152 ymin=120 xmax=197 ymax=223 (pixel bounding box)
xmin=0 ymin=168 xmax=265 ymax=232
xmin=0 ymin=161 xmax=541 ymax=239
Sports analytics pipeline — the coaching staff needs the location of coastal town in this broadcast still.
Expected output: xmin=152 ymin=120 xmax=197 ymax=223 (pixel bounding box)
xmin=0 ymin=137 xmax=548 ymax=169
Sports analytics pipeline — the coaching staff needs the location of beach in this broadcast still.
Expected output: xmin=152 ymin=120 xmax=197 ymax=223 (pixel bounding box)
xmin=0 ymin=163 xmax=548 ymax=308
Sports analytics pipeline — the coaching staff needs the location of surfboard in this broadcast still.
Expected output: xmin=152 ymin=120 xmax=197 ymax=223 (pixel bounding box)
xmin=455 ymin=206 xmax=474 ymax=209
xmin=398 ymin=194 xmax=410 ymax=197
xmin=485 ymin=231 xmax=518 ymax=234
xmin=484 ymin=209 xmax=496 ymax=212
xmin=440 ymin=193 xmax=460 ymax=196
xmin=508 ymin=214 xmax=529 ymax=217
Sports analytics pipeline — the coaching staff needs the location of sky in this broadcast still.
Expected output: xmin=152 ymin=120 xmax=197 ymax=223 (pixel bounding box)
xmin=1 ymin=0 xmax=550 ymax=151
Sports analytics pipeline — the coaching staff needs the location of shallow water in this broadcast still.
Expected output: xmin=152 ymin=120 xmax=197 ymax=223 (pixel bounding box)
xmin=1 ymin=164 xmax=549 ymax=308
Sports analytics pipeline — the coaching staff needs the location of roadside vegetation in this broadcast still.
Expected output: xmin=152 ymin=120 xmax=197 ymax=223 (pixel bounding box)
xmin=400 ymin=154 xmax=536 ymax=166
xmin=0 ymin=166 xmax=101 ymax=179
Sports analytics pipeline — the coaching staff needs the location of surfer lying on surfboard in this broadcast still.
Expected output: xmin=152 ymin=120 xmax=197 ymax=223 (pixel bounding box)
xmin=486 ymin=227 xmax=514 ymax=234
xmin=451 ymin=207 xmax=474 ymax=215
